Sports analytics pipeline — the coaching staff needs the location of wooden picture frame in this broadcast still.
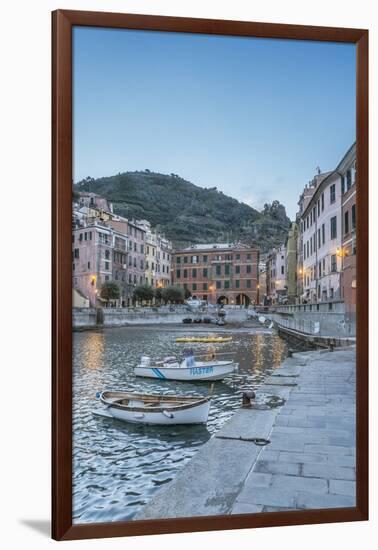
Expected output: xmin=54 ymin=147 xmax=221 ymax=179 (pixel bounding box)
xmin=52 ymin=9 xmax=368 ymax=541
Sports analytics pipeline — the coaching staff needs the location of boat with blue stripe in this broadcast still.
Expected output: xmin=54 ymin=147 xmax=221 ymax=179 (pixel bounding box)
xmin=134 ymin=351 xmax=238 ymax=381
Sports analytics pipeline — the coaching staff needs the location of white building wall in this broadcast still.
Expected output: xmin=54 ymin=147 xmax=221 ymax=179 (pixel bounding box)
xmin=302 ymin=172 xmax=342 ymax=302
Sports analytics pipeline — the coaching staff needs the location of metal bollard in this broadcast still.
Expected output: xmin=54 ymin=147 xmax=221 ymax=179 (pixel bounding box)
xmin=242 ymin=390 xmax=256 ymax=408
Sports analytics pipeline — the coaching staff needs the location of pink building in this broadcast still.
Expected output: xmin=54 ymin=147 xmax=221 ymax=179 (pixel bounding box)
xmin=108 ymin=218 xmax=146 ymax=304
xmin=72 ymin=221 xmax=115 ymax=307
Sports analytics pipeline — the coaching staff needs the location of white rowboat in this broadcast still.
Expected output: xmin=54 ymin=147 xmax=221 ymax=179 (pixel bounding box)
xmin=95 ymin=391 xmax=211 ymax=425
xmin=134 ymin=355 xmax=238 ymax=381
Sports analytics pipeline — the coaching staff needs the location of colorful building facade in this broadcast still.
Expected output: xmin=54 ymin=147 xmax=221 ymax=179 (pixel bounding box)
xmin=172 ymin=243 xmax=259 ymax=306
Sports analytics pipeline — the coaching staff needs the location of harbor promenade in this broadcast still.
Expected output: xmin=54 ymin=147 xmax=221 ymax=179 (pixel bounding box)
xmin=135 ymin=347 xmax=356 ymax=519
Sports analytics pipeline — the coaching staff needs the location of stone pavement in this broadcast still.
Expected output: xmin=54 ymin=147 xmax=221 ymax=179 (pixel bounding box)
xmin=135 ymin=347 xmax=356 ymax=520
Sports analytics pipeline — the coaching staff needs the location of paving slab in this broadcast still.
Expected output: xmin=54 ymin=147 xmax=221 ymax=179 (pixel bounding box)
xmin=329 ymin=479 xmax=356 ymax=496
xmin=218 ymin=408 xmax=278 ymax=440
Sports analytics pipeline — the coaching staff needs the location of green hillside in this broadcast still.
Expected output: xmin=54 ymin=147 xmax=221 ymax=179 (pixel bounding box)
xmin=74 ymin=171 xmax=290 ymax=252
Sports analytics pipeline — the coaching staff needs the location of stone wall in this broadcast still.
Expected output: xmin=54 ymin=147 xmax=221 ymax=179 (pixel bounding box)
xmin=268 ymin=301 xmax=355 ymax=337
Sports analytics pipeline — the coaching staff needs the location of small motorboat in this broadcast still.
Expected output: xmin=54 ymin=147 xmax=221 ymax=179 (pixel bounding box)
xmin=175 ymin=336 xmax=232 ymax=343
xmin=134 ymin=351 xmax=237 ymax=381
xmin=93 ymin=391 xmax=210 ymax=425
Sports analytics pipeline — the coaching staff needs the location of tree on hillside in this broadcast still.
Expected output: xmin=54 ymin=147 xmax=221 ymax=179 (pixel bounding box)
xmin=133 ymin=284 xmax=154 ymax=305
xmin=161 ymin=286 xmax=185 ymax=304
xmin=100 ymin=281 xmax=120 ymax=305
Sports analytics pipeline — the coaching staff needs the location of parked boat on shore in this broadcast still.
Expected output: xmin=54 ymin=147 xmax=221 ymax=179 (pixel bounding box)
xmin=134 ymin=351 xmax=238 ymax=381
xmin=93 ymin=391 xmax=211 ymax=425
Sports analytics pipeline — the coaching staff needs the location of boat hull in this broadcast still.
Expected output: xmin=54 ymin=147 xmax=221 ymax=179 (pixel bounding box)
xmin=134 ymin=361 xmax=237 ymax=381
xmin=106 ymin=399 xmax=210 ymax=425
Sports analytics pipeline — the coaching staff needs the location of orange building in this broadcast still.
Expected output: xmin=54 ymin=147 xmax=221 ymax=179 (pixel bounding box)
xmin=172 ymin=243 xmax=259 ymax=306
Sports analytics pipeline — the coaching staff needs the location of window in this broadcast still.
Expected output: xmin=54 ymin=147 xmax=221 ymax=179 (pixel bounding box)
xmin=235 ymin=265 xmax=240 ymax=274
xmin=346 ymin=169 xmax=352 ymax=190
xmin=226 ymin=254 xmax=232 ymax=261
xmin=236 ymin=254 xmax=240 ymax=260
xmin=310 ymin=238 xmax=313 ymax=255
xmin=281 ymin=265 xmax=284 ymax=275
xmin=140 ymin=244 xmax=144 ymax=254
xmin=84 ymin=232 xmax=87 ymax=241
xmin=331 ymin=254 xmax=337 ymax=273
xmin=183 ymin=269 xmax=188 ymax=278
xmin=216 ymin=281 xmax=221 ymax=289
xmin=246 ymin=265 xmax=252 ymax=274
xmin=87 ymin=261 xmax=90 ymax=270
xmin=307 ymin=241 xmax=309 ymax=258
xmin=321 ymin=192 xmax=324 ymax=211
xmin=322 ymin=223 xmax=325 ymax=245
xmin=203 ymin=268 xmax=208 ymax=278
xmin=191 ymin=255 xmax=198 ymax=264
xmin=79 ymin=233 xmax=83 ymax=241
xmin=74 ymin=248 xmax=79 ymax=259
xmin=203 ymin=282 xmax=208 ymax=291
xmin=89 ymin=232 xmax=92 ymax=240
xmin=330 ymin=216 xmax=337 ymax=239
xmin=318 ymin=261 xmax=322 ymax=277
xmin=192 ymin=283 xmax=197 ymax=291
xmin=317 ymin=200 xmax=320 ymax=216
xmin=105 ymin=261 xmax=110 ymax=271
xmin=105 ymin=249 xmax=110 ymax=260
xmin=203 ymin=255 xmax=208 ymax=263
xmin=330 ymin=184 xmax=336 ymax=204
xmin=225 ymin=264 xmax=230 ymax=276
xmin=224 ymin=280 xmax=230 ymax=289
xmin=246 ymin=280 xmax=252 ymax=288
xmin=105 ymin=275 xmax=110 ymax=281
xmin=318 ymin=228 xmax=321 ymax=248
xmin=235 ymin=280 xmax=240 ymax=288
xmin=216 ymin=265 xmax=221 ymax=276
xmin=313 ymin=206 xmax=316 ymax=222
xmin=192 ymin=268 xmax=197 ymax=278
xmin=247 ymin=254 xmax=251 ymax=260
xmin=352 ymin=204 xmax=356 ymax=230
xmin=344 ymin=211 xmax=349 ymax=235
xmin=183 ymin=256 xmax=188 ymax=264
xmin=176 ymin=257 xmax=181 ymax=264
xmin=306 ymin=217 xmax=309 ymax=229
xmin=341 ymin=175 xmax=345 ymax=195
xmin=72 ymin=234 xmax=75 ymax=243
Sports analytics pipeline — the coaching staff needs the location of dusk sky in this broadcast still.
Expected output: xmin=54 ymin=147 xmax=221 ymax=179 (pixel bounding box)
xmin=73 ymin=27 xmax=356 ymax=219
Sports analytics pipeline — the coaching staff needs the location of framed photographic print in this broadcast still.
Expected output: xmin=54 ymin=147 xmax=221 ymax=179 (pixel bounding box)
xmin=52 ymin=10 xmax=368 ymax=541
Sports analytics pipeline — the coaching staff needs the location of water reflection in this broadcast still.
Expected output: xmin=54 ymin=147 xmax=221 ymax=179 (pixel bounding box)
xmin=73 ymin=327 xmax=287 ymax=523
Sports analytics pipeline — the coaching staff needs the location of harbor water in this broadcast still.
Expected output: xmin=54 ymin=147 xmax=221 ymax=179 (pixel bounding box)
xmin=73 ymin=326 xmax=287 ymax=523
